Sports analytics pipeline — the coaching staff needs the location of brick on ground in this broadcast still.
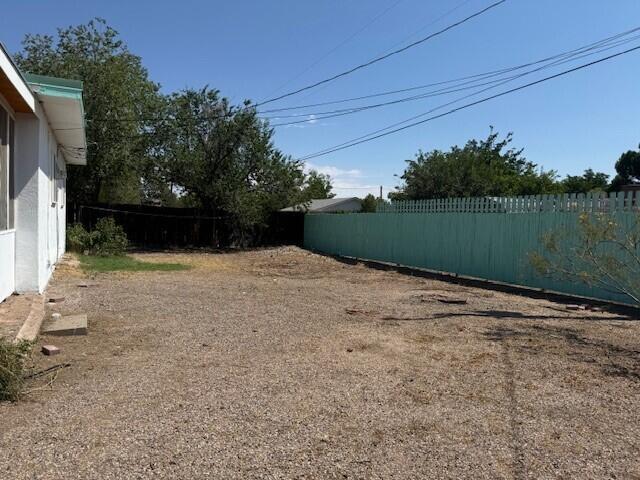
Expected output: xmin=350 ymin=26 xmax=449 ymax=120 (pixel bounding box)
xmin=41 ymin=345 xmax=60 ymax=356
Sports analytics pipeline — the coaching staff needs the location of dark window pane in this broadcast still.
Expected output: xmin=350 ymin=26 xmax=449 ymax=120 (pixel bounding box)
xmin=9 ymin=117 xmax=15 ymax=229
xmin=0 ymin=105 xmax=7 ymax=230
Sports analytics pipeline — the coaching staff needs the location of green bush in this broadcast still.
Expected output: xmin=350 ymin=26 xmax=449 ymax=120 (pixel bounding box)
xmin=0 ymin=338 xmax=32 ymax=402
xmin=67 ymin=223 xmax=91 ymax=253
xmin=90 ymin=217 xmax=129 ymax=256
xmin=531 ymin=212 xmax=640 ymax=305
xmin=66 ymin=217 xmax=129 ymax=256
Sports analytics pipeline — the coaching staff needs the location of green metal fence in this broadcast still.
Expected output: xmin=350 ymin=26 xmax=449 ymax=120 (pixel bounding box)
xmin=304 ymin=192 xmax=639 ymax=305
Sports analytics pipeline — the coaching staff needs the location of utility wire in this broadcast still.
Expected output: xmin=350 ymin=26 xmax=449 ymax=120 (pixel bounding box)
xmin=255 ymin=0 xmax=507 ymax=107
xmin=258 ymin=26 xmax=640 ymax=115
xmin=263 ymin=0 xmax=476 ymax=107
xmin=297 ymin=45 xmax=640 ymax=161
xmin=71 ymin=24 xmax=639 ymax=130
xmin=373 ymin=0 xmax=474 ymax=58
xmin=260 ymin=0 xmax=407 ymax=101
xmin=268 ymin=32 xmax=640 ymax=126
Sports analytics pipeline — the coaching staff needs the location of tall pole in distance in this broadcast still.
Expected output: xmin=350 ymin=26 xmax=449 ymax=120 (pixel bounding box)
xmin=379 ymin=185 xmax=383 ymax=200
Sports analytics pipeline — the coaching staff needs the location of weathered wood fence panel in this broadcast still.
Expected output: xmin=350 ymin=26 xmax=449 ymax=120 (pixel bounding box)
xmin=304 ymin=192 xmax=639 ymax=304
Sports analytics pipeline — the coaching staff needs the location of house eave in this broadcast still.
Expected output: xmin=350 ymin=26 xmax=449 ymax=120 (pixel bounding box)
xmin=25 ymin=73 xmax=87 ymax=166
xmin=0 ymin=43 xmax=35 ymax=113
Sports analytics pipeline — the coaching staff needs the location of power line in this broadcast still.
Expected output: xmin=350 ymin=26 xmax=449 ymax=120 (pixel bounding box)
xmin=67 ymin=24 xmax=639 ymax=133
xmin=262 ymin=0 xmax=476 ymax=108
xmin=260 ymin=0 xmax=407 ymax=102
xmin=373 ymin=0 xmax=474 ymax=57
xmin=255 ymin=0 xmax=507 ymax=107
xmin=268 ymin=32 xmax=640 ymax=126
xmin=258 ymin=26 xmax=640 ymax=115
xmin=297 ymin=45 xmax=640 ymax=161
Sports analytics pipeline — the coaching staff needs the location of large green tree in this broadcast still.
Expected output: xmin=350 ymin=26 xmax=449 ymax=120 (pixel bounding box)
xmin=152 ymin=87 xmax=304 ymax=235
xmin=561 ymin=169 xmax=610 ymax=193
xmin=391 ymin=130 xmax=561 ymax=200
xmin=361 ymin=194 xmax=379 ymax=213
xmin=611 ymin=144 xmax=640 ymax=189
xmin=15 ymin=18 xmax=162 ymax=204
xmin=300 ymin=170 xmax=335 ymax=201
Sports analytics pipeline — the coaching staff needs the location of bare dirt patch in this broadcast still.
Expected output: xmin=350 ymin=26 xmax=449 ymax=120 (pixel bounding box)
xmin=0 ymin=246 xmax=638 ymax=479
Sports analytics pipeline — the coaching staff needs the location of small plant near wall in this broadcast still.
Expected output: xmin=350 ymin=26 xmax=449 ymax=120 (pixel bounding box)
xmin=530 ymin=212 xmax=640 ymax=305
xmin=67 ymin=217 xmax=129 ymax=256
xmin=0 ymin=338 xmax=33 ymax=402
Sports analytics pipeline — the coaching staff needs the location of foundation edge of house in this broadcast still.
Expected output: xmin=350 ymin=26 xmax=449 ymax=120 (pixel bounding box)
xmin=14 ymin=294 xmax=45 ymax=343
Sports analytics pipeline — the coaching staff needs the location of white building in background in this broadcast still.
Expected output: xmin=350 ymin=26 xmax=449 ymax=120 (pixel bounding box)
xmin=0 ymin=44 xmax=86 ymax=303
xmin=280 ymin=197 xmax=363 ymax=213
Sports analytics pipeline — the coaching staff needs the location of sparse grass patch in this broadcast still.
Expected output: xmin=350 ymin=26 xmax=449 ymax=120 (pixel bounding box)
xmin=79 ymin=255 xmax=190 ymax=273
xmin=0 ymin=338 xmax=33 ymax=402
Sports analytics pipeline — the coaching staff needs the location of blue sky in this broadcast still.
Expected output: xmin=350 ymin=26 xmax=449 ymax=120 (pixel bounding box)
xmin=3 ymin=0 xmax=640 ymax=197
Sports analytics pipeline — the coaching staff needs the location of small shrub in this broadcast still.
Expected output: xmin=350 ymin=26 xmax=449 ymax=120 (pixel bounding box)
xmin=0 ymin=338 xmax=32 ymax=402
xmin=530 ymin=212 xmax=640 ymax=305
xmin=66 ymin=217 xmax=129 ymax=256
xmin=67 ymin=223 xmax=90 ymax=253
xmin=90 ymin=217 xmax=129 ymax=256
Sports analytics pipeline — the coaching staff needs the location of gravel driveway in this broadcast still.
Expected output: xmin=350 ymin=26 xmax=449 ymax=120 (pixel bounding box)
xmin=1 ymin=247 xmax=639 ymax=479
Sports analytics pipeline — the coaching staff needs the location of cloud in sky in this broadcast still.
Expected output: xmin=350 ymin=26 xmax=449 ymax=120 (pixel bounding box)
xmin=304 ymin=162 xmax=361 ymax=178
xmin=304 ymin=162 xmax=394 ymax=198
xmin=282 ymin=113 xmax=320 ymax=129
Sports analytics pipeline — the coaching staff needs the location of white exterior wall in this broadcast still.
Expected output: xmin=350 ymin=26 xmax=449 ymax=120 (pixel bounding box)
xmin=0 ymin=91 xmax=16 ymax=302
xmin=0 ymin=230 xmax=14 ymax=300
xmin=13 ymin=111 xmax=39 ymax=293
xmin=14 ymin=102 xmax=66 ymax=294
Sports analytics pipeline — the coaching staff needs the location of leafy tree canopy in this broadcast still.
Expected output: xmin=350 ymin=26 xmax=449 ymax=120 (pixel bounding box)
xmin=361 ymin=194 xmax=379 ymax=213
xmin=560 ymin=169 xmax=610 ymax=194
xmin=611 ymin=144 xmax=640 ymax=188
xmin=152 ymin=87 xmax=304 ymax=235
xmin=300 ymin=170 xmax=335 ymax=201
xmin=391 ymin=129 xmax=561 ymax=200
xmin=15 ymin=18 xmax=163 ymax=204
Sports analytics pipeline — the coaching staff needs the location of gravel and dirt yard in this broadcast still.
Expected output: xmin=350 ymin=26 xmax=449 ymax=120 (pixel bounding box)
xmin=1 ymin=247 xmax=639 ymax=479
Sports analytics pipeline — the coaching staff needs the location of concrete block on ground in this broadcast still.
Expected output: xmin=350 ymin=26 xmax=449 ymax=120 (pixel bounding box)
xmin=42 ymin=314 xmax=87 ymax=336
xmin=15 ymin=295 xmax=46 ymax=343
xmin=41 ymin=345 xmax=60 ymax=356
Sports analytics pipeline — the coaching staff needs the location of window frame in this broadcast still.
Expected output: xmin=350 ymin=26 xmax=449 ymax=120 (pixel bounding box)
xmin=8 ymin=116 xmax=15 ymax=229
xmin=0 ymin=95 xmax=15 ymax=233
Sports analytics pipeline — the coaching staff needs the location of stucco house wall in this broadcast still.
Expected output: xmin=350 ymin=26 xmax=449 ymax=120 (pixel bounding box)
xmin=0 ymin=230 xmax=14 ymax=301
xmin=0 ymin=45 xmax=85 ymax=303
xmin=10 ymin=97 xmax=68 ymax=293
xmin=0 ymin=87 xmax=19 ymax=301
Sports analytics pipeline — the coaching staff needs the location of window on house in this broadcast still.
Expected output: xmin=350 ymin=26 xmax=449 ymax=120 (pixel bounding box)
xmin=9 ymin=117 xmax=15 ymax=229
xmin=0 ymin=104 xmax=8 ymax=231
xmin=51 ymin=152 xmax=59 ymax=205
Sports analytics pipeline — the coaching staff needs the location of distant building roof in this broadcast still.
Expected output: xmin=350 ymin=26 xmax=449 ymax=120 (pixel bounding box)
xmin=281 ymin=197 xmax=362 ymax=213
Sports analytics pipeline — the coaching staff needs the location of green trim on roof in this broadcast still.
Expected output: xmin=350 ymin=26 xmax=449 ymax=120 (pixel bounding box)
xmin=23 ymin=72 xmax=87 ymax=164
xmin=23 ymin=73 xmax=83 ymax=90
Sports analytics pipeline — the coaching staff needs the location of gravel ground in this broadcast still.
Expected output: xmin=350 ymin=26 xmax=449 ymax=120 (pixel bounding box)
xmin=1 ymin=247 xmax=639 ymax=479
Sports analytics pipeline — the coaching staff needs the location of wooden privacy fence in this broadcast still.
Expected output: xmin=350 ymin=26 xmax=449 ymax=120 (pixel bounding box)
xmin=377 ymin=191 xmax=639 ymax=213
xmin=69 ymin=203 xmax=304 ymax=248
xmin=304 ymin=191 xmax=639 ymax=305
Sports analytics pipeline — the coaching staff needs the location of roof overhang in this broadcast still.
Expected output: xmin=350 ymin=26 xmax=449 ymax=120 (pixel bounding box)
xmin=0 ymin=43 xmax=35 ymax=113
xmin=25 ymin=73 xmax=87 ymax=166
